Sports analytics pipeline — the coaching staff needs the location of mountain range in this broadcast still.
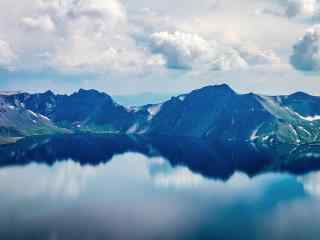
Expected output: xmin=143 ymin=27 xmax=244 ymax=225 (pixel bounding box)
xmin=1 ymin=84 xmax=320 ymax=145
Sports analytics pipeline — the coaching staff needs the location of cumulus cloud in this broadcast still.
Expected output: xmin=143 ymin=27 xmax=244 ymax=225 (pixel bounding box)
xmin=150 ymin=31 xmax=210 ymax=69
xmin=0 ymin=0 xmax=168 ymax=75
xmin=149 ymin=31 xmax=281 ymax=71
xmin=0 ymin=0 xmax=300 ymax=87
xmin=209 ymin=48 xmax=248 ymax=71
xmin=291 ymin=25 xmax=320 ymax=71
xmin=209 ymin=46 xmax=281 ymax=71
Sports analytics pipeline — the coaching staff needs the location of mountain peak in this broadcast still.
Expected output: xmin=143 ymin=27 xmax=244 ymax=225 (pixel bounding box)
xmin=78 ymin=88 xmax=100 ymax=94
xmin=75 ymin=89 xmax=110 ymax=98
xmin=43 ymin=90 xmax=55 ymax=96
xmin=289 ymin=91 xmax=312 ymax=99
xmin=213 ymin=83 xmax=235 ymax=92
xmin=204 ymin=84 xmax=235 ymax=93
xmin=189 ymin=84 xmax=236 ymax=98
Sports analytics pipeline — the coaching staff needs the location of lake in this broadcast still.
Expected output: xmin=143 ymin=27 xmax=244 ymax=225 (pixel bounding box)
xmin=1 ymin=134 xmax=320 ymax=240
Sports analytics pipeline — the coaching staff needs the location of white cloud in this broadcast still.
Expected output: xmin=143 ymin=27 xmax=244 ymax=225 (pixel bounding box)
xmin=291 ymin=25 xmax=320 ymax=71
xmin=150 ymin=31 xmax=210 ymax=69
xmin=0 ymin=0 xmax=315 ymax=92
xmin=149 ymin=31 xmax=281 ymax=71
xmin=0 ymin=0 xmax=163 ymax=74
xmin=52 ymin=34 xmax=158 ymax=74
xmin=21 ymin=15 xmax=56 ymax=32
xmin=0 ymin=40 xmax=16 ymax=69
xmin=237 ymin=45 xmax=282 ymax=65
xmin=68 ymin=0 xmax=126 ymax=20
xmin=262 ymin=0 xmax=319 ymax=18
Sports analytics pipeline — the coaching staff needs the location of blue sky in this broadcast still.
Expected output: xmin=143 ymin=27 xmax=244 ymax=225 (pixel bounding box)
xmin=0 ymin=0 xmax=319 ymax=95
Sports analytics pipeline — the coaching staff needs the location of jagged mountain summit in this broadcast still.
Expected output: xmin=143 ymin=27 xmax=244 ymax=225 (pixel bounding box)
xmin=1 ymin=84 xmax=320 ymax=145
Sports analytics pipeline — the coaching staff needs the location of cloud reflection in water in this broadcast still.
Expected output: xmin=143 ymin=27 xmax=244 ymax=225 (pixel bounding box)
xmin=0 ymin=152 xmax=319 ymax=240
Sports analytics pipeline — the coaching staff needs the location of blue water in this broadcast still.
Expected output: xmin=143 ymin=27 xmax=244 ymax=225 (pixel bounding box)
xmin=0 ymin=134 xmax=320 ymax=240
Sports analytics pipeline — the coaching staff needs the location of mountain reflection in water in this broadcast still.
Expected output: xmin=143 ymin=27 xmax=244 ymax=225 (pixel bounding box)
xmin=1 ymin=134 xmax=320 ymax=240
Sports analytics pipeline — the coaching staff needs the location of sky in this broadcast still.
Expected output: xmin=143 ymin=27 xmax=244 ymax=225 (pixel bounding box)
xmin=0 ymin=0 xmax=320 ymax=95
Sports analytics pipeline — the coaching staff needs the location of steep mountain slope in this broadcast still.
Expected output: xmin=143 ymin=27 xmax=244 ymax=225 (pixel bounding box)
xmin=129 ymin=84 xmax=320 ymax=144
xmin=0 ymin=95 xmax=65 ymax=139
xmin=1 ymin=85 xmax=320 ymax=145
xmin=145 ymin=85 xmax=273 ymax=139
xmin=252 ymin=95 xmax=320 ymax=144
xmin=281 ymin=92 xmax=320 ymax=118
xmin=4 ymin=89 xmax=134 ymax=132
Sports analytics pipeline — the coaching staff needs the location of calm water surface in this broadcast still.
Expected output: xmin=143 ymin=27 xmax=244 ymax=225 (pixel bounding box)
xmin=1 ymin=134 xmax=320 ymax=240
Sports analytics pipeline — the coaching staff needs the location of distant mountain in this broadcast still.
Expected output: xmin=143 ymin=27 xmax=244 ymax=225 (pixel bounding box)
xmin=1 ymin=84 xmax=320 ymax=145
xmin=0 ymin=91 xmax=23 ymax=96
xmin=112 ymin=93 xmax=174 ymax=107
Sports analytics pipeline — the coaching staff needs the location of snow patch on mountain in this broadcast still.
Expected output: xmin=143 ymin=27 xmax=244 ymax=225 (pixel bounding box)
xmin=147 ymin=104 xmax=162 ymax=121
xmin=257 ymin=96 xmax=280 ymax=117
xmin=250 ymin=127 xmax=260 ymax=141
xmin=288 ymin=124 xmax=301 ymax=143
xmin=127 ymin=123 xmax=139 ymax=134
xmin=38 ymin=114 xmax=50 ymax=121
xmin=286 ymin=107 xmax=320 ymax=122
xmin=128 ymin=106 xmax=141 ymax=113
xmin=298 ymin=126 xmax=311 ymax=136
xmin=27 ymin=110 xmax=38 ymax=118
xmin=303 ymin=115 xmax=320 ymax=121
xmin=178 ymin=95 xmax=186 ymax=101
